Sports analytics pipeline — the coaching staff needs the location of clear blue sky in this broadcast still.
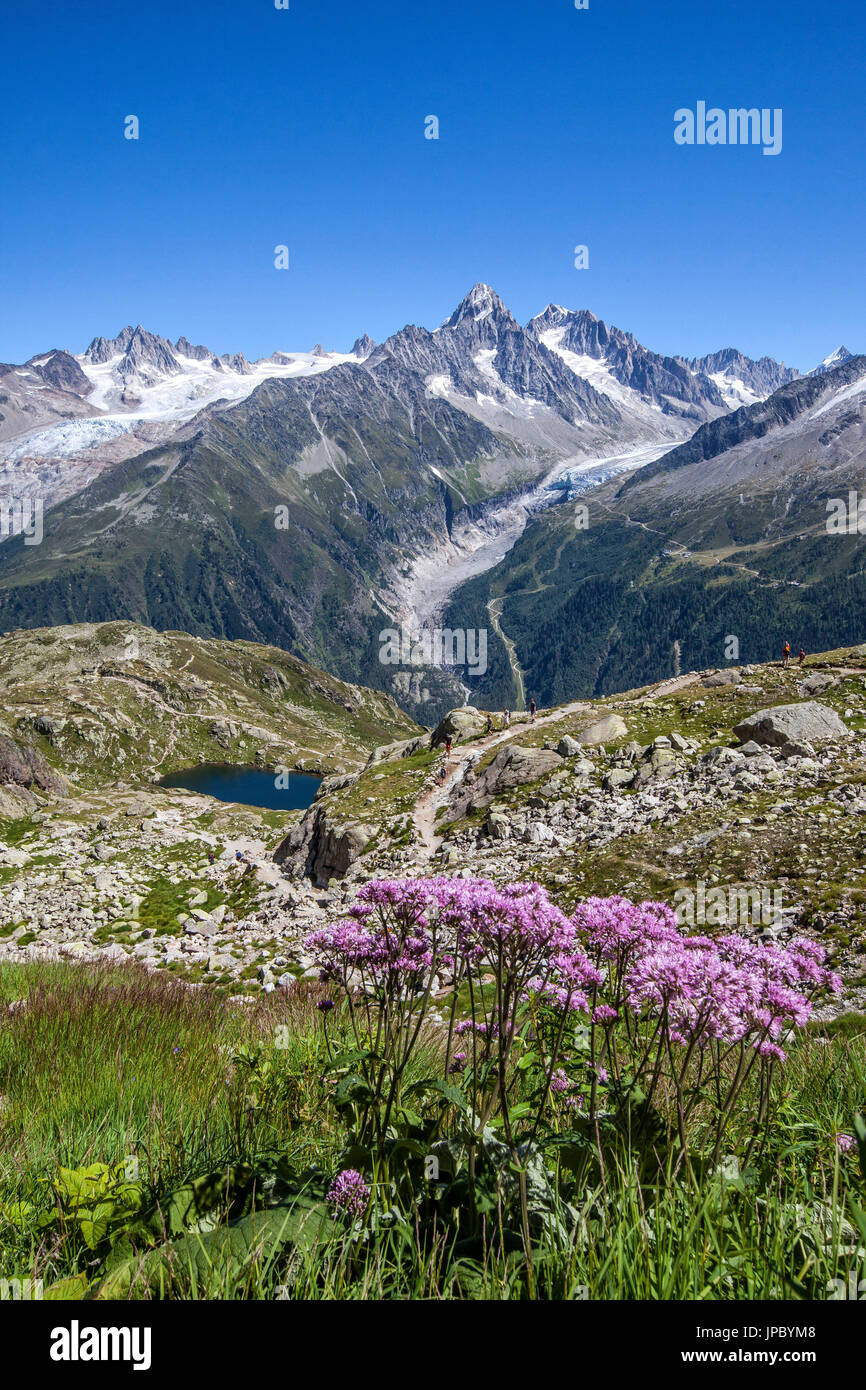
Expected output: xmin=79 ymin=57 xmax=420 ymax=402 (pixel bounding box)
xmin=1 ymin=0 xmax=863 ymax=370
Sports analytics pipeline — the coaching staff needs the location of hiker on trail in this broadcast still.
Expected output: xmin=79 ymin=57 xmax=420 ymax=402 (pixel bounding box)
xmin=798 ymin=648 xmax=806 ymax=667
xmin=503 ymin=708 xmax=511 ymax=728
xmin=207 ymin=850 xmax=215 ymax=865
xmin=485 ymin=712 xmax=493 ymax=735
xmin=782 ymin=642 xmax=791 ymax=669
xmin=529 ymin=697 xmax=537 ymax=723
xmin=439 ymin=763 xmax=447 ymax=783
xmin=445 ymin=736 xmax=453 ymax=755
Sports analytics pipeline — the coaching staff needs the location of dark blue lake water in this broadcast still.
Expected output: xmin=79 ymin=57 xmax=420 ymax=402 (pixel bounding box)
xmin=159 ymin=765 xmax=322 ymax=810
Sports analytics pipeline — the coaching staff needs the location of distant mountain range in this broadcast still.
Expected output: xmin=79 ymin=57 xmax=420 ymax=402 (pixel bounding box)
xmin=0 ymin=285 xmax=858 ymax=720
xmin=2 ymin=284 xmax=812 ymax=462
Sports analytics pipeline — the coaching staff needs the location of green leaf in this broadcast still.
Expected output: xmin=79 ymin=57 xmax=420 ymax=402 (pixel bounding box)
xmin=328 ymin=1047 xmax=378 ymax=1071
xmin=334 ymin=1074 xmax=376 ymax=1109
xmin=389 ymin=1138 xmax=428 ymax=1161
xmin=79 ymin=1201 xmax=119 ymax=1251
xmin=42 ymin=1274 xmax=92 ymax=1301
xmin=394 ymin=1107 xmax=424 ymax=1130
xmin=55 ymin=1163 xmax=114 ymax=1204
xmin=96 ymin=1198 xmax=335 ymax=1300
xmin=154 ymin=1165 xmax=255 ymax=1239
xmin=0 ymin=1199 xmax=33 ymax=1227
xmin=418 ymin=1079 xmax=469 ymax=1113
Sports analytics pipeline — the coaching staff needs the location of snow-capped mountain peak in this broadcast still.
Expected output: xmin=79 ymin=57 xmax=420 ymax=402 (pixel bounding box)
xmin=442 ymin=282 xmax=515 ymax=330
xmin=351 ymin=334 xmax=377 ymax=360
xmin=810 ymin=346 xmax=855 ymax=375
xmin=175 ymin=336 xmax=216 ymax=362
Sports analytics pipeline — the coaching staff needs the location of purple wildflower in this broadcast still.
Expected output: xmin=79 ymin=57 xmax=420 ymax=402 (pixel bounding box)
xmin=326 ymin=1169 xmax=370 ymax=1218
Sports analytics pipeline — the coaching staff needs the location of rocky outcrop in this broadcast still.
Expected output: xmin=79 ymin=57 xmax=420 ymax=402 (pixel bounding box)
xmin=450 ymin=744 xmax=564 ymax=818
xmin=366 ymin=734 xmax=430 ymax=766
xmin=734 ymin=702 xmax=850 ymax=748
xmin=799 ymin=673 xmax=838 ymax=697
xmin=702 ymin=670 xmax=740 ymax=688
xmin=632 ymin=744 xmax=685 ymax=788
xmin=0 ymin=784 xmax=38 ymax=817
xmin=0 ymin=734 xmax=67 ymax=795
xmin=274 ymin=805 xmax=374 ymax=885
xmin=557 ymin=735 xmax=582 ymax=758
xmin=432 ymin=708 xmax=489 ymax=747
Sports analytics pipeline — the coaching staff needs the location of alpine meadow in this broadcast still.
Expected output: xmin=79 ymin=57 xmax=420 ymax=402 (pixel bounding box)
xmin=0 ymin=0 xmax=865 ymax=1354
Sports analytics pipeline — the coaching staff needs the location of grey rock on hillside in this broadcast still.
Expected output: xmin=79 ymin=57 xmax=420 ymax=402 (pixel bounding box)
xmin=452 ymin=744 xmax=563 ymax=815
xmin=734 ymin=701 xmax=850 ymax=747
xmin=433 ymin=708 xmax=489 ymax=746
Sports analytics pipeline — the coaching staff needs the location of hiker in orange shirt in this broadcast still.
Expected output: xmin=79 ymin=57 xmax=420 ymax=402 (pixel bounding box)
xmin=782 ymin=642 xmax=791 ymax=669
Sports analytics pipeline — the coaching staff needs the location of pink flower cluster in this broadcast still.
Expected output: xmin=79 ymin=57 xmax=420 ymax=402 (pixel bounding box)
xmin=305 ymin=879 xmax=438 ymax=987
xmin=305 ymin=876 xmax=595 ymax=1000
xmin=305 ymin=879 xmax=841 ymax=1061
xmin=571 ymin=895 xmax=842 ymax=1058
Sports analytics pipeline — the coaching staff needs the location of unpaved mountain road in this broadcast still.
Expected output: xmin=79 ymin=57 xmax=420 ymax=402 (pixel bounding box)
xmin=410 ymin=672 xmax=712 ymax=857
xmin=412 ymin=699 xmax=594 ymax=856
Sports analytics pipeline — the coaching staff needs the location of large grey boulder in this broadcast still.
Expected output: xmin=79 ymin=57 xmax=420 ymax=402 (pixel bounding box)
xmin=557 ymin=735 xmax=582 ymax=758
xmin=366 ymin=734 xmax=429 ymax=766
xmin=481 ymin=745 xmax=563 ymax=796
xmin=525 ymin=823 xmax=555 ymax=845
xmin=702 ymin=670 xmax=740 ymax=688
xmin=733 ymin=701 xmax=850 ymax=748
xmin=668 ymin=732 xmax=693 ymax=752
xmin=485 ymin=809 xmax=511 ymax=840
xmin=778 ymin=739 xmax=816 ymax=761
xmin=578 ymin=714 xmax=628 ymax=747
xmin=449 ymin=745 xmax=563 ymax=816
xmin=432 ymin=707 xmax=489 ymax=747
xmin=184 ymin=916 xmax=220 ymax=938
xmin=704 ymin=745 xmax=745 ymax=767
xmin=603 ymin=768 xmax=635 ymax=791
